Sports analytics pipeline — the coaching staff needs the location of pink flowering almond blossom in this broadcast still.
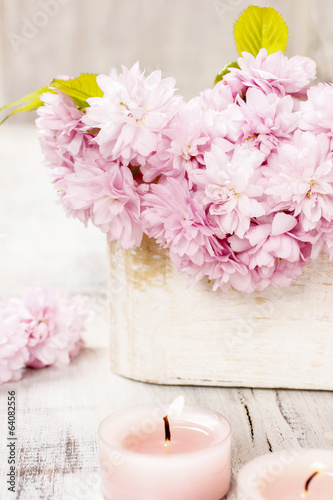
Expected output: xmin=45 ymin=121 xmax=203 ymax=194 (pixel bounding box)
xmin=237 ymin=88 xmax=298 ymax=155
xmin=199 ymin=237 xmax=254 ymax=293
xmin=142 ymin=177 xmax=214 ymax=267
xmin=190 ymin=81 xmax=235 ymax=113
xmin=19 ymin=288 xmax=90 ymax=369
xmin=176 ymin=235 xmax=252 ymax=293
xmin=36 ymin=91 xmax=97 ymax=225
xmin=191 ymin=141 xmax=266 ymax=238
xmin=299 ymin=83 xmax=333 ymax=140
xmin=203 ymin=102 xmax=244 ymax=144
xmin=48 ymin=148 xmax=104 ymax=226
xmin=0 ymin=302 xmax=29 ymax=385
xmin=250 ymin=256 xmax=308 ymax=290
xmin=264 ymin=131 xmax=333 ymax=231
xmin=310 ymin=219 xmax=333 ymax=260
xmin=50 ymin=164 xmax=93 ymax=226
xmin=229 ymin=213 xmax=310 ymax=290
xmin=83 ymin=62 xmax=182 ymax=166
xmin=64 ymin=153 xmax=143 ymax=248
xmin=224 ymin=49 xmax=316 ymax=98
xmin=143 ymin=105 xmax=210 ymax=182
xmin=37 ymin=91 xmax=90 ymax=166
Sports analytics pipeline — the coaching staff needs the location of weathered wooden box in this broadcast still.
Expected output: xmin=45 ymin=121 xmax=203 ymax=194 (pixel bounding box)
xmin=108 ymin=236 xmax=333 ymax=390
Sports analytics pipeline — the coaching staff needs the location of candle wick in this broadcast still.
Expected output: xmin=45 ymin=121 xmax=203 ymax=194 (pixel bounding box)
xmin=305 ymin=471 xmax=319 ymax=492
xmin=163 ymin=415 xmax=171 ymax=443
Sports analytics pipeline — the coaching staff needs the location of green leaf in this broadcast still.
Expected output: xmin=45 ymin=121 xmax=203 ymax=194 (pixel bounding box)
xmin=214 ymin=61 xmax=240 ymax=85
xmin=51 ymin=73 xmax=104 ymax=110
xmin=0 ymin=73 xmax=104 ymax=124
xmin=0 ymin=87 xmax=50 ymax=124
xmin=234 ymin=6 xmax=288 ymax=57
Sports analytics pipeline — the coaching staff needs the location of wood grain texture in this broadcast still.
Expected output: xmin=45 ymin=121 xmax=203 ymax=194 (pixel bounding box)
xmin=108 ymin=238 xmax=333 ymax=390
xmin=0 ymin=329 xmax=333 ymax=500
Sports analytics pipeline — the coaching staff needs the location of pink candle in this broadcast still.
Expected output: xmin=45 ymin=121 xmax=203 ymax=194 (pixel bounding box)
xmin=237 ymin=449 xmax=333 ymax=500
xmin=98 ymin=401 xmax=231 ymax=500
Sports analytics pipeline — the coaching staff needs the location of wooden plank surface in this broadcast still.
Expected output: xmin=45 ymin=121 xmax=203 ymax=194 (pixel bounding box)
xmin=0 ymin=335 xmax=333 ymax=500
xmin=0 ymin=125 xmax=332 ymax=500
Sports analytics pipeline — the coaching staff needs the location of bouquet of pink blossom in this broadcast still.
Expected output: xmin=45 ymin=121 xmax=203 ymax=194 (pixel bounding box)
xmin=3 ymin=6 xmax=333 ymax=293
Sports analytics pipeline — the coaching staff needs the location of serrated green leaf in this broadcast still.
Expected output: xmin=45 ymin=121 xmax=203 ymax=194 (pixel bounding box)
xmin=51 ymin=73 xmax=104 ymax=111
xmin=0 ymin=87 xmax=50 ymax=124
xmin=214 ymin=61 xmax=240 ymax=85
xmin=234 ymin=6 xmax=288 ymax=57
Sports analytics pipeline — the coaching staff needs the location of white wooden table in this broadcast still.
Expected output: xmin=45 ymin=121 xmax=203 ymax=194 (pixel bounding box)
xmin=0 ymin=125 xmax=333 ymax=500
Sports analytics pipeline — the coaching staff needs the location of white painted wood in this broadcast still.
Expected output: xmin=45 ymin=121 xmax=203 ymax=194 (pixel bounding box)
xmin=0 ymin=322 xmax=333 ymax=500
xmin=108 ymin=238 xmax=333 ymax=390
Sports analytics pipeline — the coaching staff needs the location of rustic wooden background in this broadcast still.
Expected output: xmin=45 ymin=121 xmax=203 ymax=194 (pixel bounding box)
xmin=1 ymin=0 xmax=333 ymax=108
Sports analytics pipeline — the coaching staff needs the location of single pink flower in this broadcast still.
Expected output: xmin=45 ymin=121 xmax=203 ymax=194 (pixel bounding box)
xmin=65 ymin=154 xmax=143 ymax=249
xmin=264 ymin=131 xmax=333 ymax=231
xmin=300 ymin=83 xmax=333 ymax=142
xmin=143 ymin=105 xmax=210 ymax=182
xmin=224 ymin=49 xmax=316 ymax=97
xmin=191 ymin=141 xmax=266 ymax=238
xmin=36 ymin=91 xmax=90 ymax=164
xmin=83 ymin=62 xmax=182 ymax=166
xmin=197 ymin=237 xmax=252 ymax=293
xmin=19 ymin=288 xmax=91 ymax=369
xmin=203 ymin=102 xmax=244 ymax=144
xmin=311 ymin=219 xmax=333 ymax=260
xmin=229 ymin=213 xmax=310 ymax=290
xmin=142 ymin=177 xmax=214 ymax=265
xmin=237 ymin=88 xmax=298 ymax=155
xmin=0 ymin=302 xmax=29 ymax=385
xmin=191 ymin=81 xmax=235 ymax=112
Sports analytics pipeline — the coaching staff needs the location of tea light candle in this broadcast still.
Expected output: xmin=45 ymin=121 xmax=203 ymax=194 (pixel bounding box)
xmin=98 ymin=398 xmax=231 ymax=500
xmin=237 ymin=448 xmax=333 ymax=500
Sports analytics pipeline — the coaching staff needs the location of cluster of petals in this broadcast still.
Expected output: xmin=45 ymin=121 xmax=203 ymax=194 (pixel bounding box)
xmin=37 ymin=91 xmax=89 ymax=166
xmin=223 ymin=48 xmax=317 ymax=97
xmin=0 ymin=302 xmax=29 ymax=385
xmin=64 ymin=150 xmax=143 ymax=248
xmin=83 ymin=62 xmax=182 ymax=166
xmin=0 ymin=288 xmax=91 ymax=385
xmin=36 ymin=53 xmax=333 ymax=292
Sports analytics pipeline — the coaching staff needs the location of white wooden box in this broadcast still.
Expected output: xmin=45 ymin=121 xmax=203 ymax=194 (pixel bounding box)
xmin=108 ymin=236 xmax=333 ymax=390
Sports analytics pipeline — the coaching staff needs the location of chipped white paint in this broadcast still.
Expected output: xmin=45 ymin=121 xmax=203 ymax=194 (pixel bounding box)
xmin=109 ymin=238 xmax=333 ymax=390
